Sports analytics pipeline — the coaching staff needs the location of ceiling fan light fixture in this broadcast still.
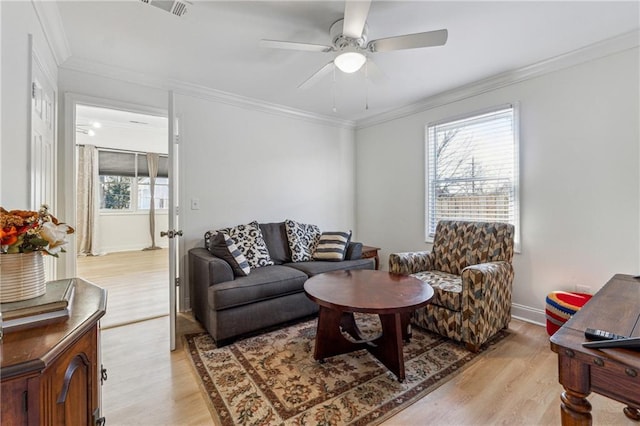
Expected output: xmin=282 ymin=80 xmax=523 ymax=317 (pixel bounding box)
xmin=334 ymin=50 xmax=366 ymax=73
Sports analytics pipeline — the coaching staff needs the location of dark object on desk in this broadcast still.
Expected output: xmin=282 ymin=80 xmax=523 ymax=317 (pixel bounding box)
xmin=582 ymin=337 xmax=640 ymax=350
xmin=584 ymin=328 xmax=627 ymax=341
xmin=550 ymin=274 xmax=640 ymax=425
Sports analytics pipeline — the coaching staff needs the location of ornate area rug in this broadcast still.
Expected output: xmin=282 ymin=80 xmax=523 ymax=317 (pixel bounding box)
xmin=184 ymin=315 xmax=509 ymax=425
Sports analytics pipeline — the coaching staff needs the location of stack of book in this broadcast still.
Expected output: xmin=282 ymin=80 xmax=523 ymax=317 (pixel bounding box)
xmin=1 ymin=279 xmax=75 ymax=332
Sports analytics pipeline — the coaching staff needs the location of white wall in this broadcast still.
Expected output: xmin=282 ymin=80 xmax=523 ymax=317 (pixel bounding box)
xmin=97 ymin=212 xmax=168 ymax=253
xmin=0 ymin=1 xmax=58 ymax=207
xmin=176 ymin=93 xmax=356 ymax=252
xmin=57 ymin=69 xmax=357 ymax=305
xmin=355 ymin=48 xmax=640 ymax=324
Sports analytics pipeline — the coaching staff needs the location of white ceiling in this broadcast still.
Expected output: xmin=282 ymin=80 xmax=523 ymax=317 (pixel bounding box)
xmin=56 ymin=1 xmax=640 ymax=122
xmin=76 ymin=105 xmax=168 ymax=153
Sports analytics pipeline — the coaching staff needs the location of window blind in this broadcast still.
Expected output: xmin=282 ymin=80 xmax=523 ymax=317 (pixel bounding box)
xmin=426 ymin=105 xmax=519 ymax=244
xmin=98 ymin=150 xmax=168 ymax=178
xmin=137 ymin=154 xmax=169 ymax=178
xmin=98 ymin=151 xmax=136 ymax=177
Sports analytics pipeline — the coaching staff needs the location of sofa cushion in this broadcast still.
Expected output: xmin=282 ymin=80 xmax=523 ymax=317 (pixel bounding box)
xmin=313 ymin=231 xmax=351 ymax=261
xmin=285 ymin=258 xmax=374 ymax=277
xmin=285 ymin=219 xmax=321 ymax=262
xmin=259 ymin=222 xmax=291 ymax=265
xmin=410 ymin=270 xmax=462 ymax=311
xmin=208 ymin=232 xmax=250 ymax=277
xmin=209 ymin=265 xmax=308 ymax=310
xmin=218 ymin=221 xmax=274 ymax=269
xmin=345 ymin=242 xmax=362 ymax=260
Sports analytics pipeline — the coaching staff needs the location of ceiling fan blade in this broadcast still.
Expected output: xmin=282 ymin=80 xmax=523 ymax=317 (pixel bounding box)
xmin=343 ymin=0 xmax=372 ymax=39
xmin=369 ymin=29 xmax=448 ymax=52
xmin=298 ymin=62 xmax=335 ymax=90
xmin=260 ymin=39 xmax=333 ymax=53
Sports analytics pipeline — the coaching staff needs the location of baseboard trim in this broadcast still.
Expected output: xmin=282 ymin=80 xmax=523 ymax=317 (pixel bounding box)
xmin=511 ymin=303 xmax=546 ymax=327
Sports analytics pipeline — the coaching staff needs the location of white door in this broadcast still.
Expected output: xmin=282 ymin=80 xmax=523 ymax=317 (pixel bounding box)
xmin=166 ymin=91 xmax=181 ymax=351
xmin=30 ymin=46 xmax=56 ymax=280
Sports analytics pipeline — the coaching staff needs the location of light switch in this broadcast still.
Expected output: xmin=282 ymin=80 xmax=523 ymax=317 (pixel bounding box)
xmin=191 ymin=198 xmax=200 ymax=210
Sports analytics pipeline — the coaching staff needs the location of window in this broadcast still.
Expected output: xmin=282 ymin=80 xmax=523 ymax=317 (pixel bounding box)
xmin=100 ymin=175 xmax=132 ymax=209
xmin=137 ymin=177 xmax=169 ymax=209
xmin=98 ymin=149 xmax=169 ymax=211
xmin=426 ymin=104 xmax=520 ymax=249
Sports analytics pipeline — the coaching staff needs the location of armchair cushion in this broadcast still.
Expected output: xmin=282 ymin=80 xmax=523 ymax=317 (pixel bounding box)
xmin=432 ymin=221 xmax=514 ymax=275
xmin=411 ymin=270 xmax=461 ymax=311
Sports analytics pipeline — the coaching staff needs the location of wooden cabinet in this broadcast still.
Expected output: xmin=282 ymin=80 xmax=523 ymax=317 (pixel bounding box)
xmin=1 ymin=279 xmax=107 ymax=425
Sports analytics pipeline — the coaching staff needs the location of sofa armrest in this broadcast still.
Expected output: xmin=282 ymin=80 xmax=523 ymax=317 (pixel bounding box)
xmin=345 ymin=242 xmax=363 ymax=260
xmin=389 ymin=251 xmax=434 ymax=275
xmin=460 ymin=261 xmax=514 ymax=347
xmin=188 ymin=247 xmax=234 ymax=323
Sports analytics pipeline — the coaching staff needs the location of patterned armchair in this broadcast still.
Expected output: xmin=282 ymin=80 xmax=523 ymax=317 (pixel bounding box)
xmin=389 ymin=221 xmax=515 ymax=352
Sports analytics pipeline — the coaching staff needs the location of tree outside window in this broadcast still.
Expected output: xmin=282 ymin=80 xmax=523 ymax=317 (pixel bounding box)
xmin=100 ymin=175 xmax=132 ymax=209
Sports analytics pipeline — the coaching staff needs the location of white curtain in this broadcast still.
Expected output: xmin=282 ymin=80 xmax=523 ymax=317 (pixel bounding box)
xmin=76 ymin=144 xmax=101 ymax=255
xmin=144 ymin=152 xmax=161 ymax=250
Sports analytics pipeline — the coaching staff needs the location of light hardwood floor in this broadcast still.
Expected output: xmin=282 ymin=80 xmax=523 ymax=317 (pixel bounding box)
xmin=101 ymin=316 xmax=636 ymax=425
xmin=77 ymin=249 xmax=168 ymax=328
xmin=91 ymin=252 xmax=634 ymax=425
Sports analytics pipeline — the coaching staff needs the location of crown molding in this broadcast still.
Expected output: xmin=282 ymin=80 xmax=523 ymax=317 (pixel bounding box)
xmin=31 ymin=0 xmax=71 ymax=66
xmin=57 ymin=27 xmax=638 ymax=132
xmin=60 ymin=57 xmax=356 ymax=130
xmin=356 ymin=29 xmax=640 ymax=129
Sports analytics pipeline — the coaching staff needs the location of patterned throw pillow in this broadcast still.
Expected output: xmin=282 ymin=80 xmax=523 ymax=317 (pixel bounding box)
xmin=218 ymin=221 xmax=274 ymax=269
xmin=208 ymin=232 xmax=250 ymax=276
xmin=285 ymin=219 xmax=321 ymax=262
xmin=313 ymin=231 xmax=352 ymax=261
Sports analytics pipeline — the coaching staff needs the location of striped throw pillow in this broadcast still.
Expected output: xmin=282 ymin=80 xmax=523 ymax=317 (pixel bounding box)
xmin=208 ymin=232 xmax=251 ymax=276
xmin=313 ymin=231 xmax=352 ymax=261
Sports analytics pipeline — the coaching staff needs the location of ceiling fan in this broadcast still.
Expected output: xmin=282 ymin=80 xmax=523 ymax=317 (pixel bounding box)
xmin=260 ymin=0 xmax=448 ymax=89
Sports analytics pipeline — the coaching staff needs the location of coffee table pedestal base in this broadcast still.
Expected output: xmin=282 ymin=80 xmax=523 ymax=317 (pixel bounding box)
xmin=313 ymin=306 xmax=410 ymax=382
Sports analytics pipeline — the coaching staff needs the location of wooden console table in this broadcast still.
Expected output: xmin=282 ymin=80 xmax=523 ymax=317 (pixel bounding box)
xmin=1 ymin=278 xmax=107 ymax=425
xmin=550 ymin=274 xmax=640 ymax=425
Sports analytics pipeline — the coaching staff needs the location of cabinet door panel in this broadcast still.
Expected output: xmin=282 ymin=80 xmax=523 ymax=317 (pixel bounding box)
xmin=43 ymin=325 xmax=97 ymax=425
xmin=55 ymin=354 xmax=90 ymax=425
xmin=1 ymin=378 xmax=29 ymax=425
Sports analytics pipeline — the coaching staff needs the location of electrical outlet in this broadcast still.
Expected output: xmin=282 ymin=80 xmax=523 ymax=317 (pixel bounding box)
xmin=575 ymin=284 xmax=591 ymax=294
xmin=190 ymin=198 xmax=200 ymax=210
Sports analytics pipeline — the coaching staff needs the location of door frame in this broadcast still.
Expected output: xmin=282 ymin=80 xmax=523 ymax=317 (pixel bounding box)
xmin=61 ymin=93 xmax=186 ymax=311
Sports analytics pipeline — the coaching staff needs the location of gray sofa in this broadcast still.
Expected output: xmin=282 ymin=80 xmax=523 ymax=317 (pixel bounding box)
xmin=189 ymin=221 xmax=374 ymax=345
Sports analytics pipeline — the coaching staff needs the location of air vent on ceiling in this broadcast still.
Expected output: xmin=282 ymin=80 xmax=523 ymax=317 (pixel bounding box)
xmin=140 ymin=0 xmax=190 ymax=17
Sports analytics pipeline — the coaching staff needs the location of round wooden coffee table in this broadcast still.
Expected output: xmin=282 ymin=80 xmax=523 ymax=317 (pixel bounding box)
xmin=304 ymin=269 xmax=433 ymax=382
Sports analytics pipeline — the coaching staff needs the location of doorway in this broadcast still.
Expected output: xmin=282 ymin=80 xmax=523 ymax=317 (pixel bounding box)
xmin=74 ymin=104 xmax=170 ymax=328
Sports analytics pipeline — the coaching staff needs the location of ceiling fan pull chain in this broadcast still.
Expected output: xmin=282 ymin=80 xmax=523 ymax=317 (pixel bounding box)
xmin=365 ymin=61 xmax=369 ymax=110
xmin=332 ymin=66 xmax=337 ymax=113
